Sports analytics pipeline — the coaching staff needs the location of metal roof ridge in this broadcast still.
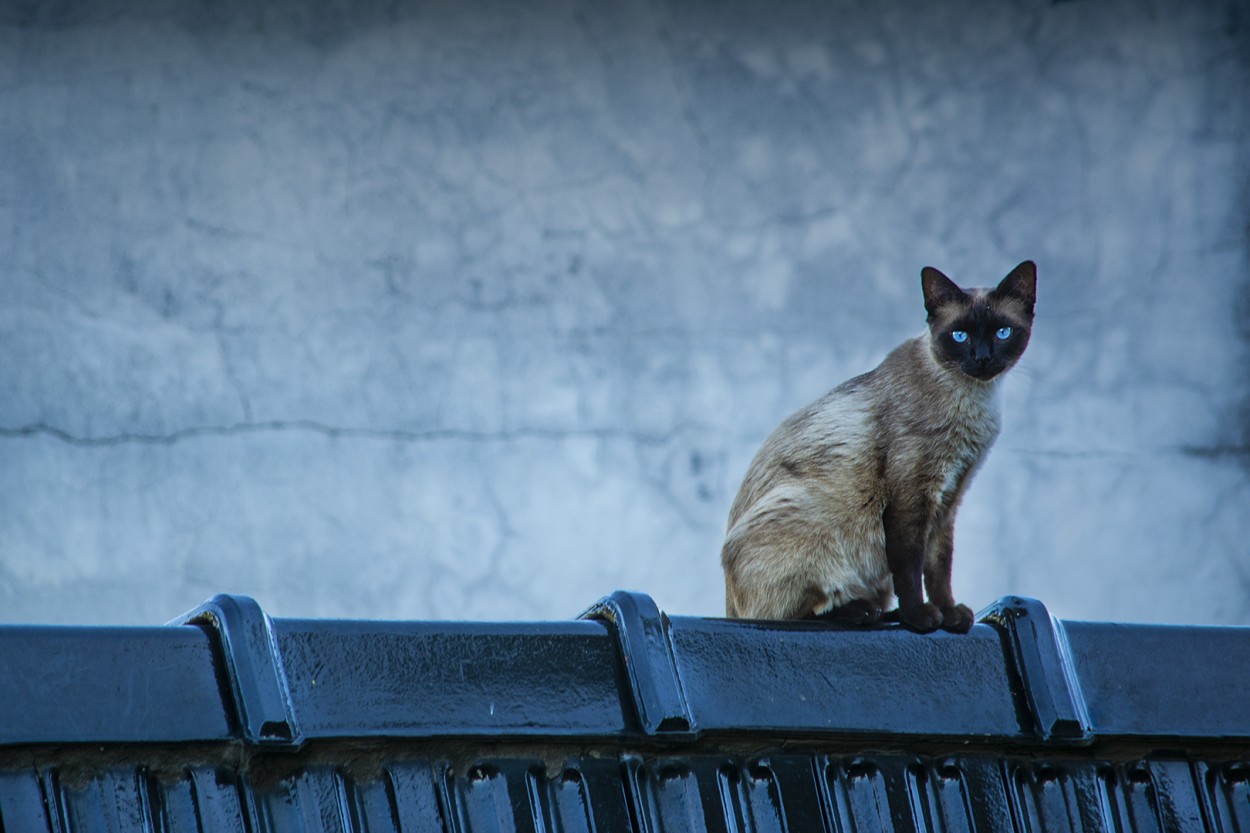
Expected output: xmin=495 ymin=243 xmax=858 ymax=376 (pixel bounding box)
xmin=1 ymin=592 xmax=1248 ymax=749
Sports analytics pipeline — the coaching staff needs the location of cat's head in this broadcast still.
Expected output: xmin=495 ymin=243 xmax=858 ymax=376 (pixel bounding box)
xmin=921 ymin=261 xmax=1036 ymax=382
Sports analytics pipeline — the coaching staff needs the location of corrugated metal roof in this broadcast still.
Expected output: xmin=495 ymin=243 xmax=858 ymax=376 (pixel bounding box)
xmin=0 ymin=592 xmax=1247 ymax=832
xmin=5 ymin=750 xmax=1249 ymax=833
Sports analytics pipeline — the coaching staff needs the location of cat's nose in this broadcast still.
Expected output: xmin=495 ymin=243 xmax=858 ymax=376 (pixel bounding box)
xmin=973 ymin=343 xmax=992 ymax=363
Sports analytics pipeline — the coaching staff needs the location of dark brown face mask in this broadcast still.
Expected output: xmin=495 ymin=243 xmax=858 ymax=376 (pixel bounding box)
xmin=922 ymin=261 xmax=1036 ymax=382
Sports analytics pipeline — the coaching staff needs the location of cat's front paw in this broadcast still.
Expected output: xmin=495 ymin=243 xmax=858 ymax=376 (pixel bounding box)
xmin=899 ymin=602 xmax=943 ymax=633
xmin=939 ymin=603 xmax=975 ymax=634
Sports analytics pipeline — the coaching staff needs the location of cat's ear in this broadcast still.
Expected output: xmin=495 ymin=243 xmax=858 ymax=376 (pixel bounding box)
xmin=992 ymin=261 xmax=1037 ymax=306
xmin=921 ymin=266 xmax=966 ymax=316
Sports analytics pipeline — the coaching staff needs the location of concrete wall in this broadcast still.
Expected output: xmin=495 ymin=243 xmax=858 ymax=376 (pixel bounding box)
xmin=2 ymin=0 xmax=1248 ymax=626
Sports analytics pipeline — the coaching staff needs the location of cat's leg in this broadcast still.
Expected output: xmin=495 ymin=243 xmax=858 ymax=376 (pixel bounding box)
xmin=883 ymin=502 xmax=943 ymax=632
xmin=923 ymin=521 xmax=974 ymax=633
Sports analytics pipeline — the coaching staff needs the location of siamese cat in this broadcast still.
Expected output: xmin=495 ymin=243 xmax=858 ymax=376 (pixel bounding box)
xmin=721 ymin=261 xmax=1036 ymax=633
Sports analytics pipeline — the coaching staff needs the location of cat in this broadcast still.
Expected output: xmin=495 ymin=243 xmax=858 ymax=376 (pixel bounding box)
xmin=721 ymin=261 xmax=1036 ymax=633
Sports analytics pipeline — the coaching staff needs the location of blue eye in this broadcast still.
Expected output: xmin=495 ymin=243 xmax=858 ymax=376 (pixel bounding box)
xmin=996 ymin=327 xmax=1012 ymax=340
xmin=951 ymin=330 xmax=968 ymax=343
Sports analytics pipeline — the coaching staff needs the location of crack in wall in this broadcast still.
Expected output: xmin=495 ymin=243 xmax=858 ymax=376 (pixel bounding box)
xmin=1004 ymin=446 xmax=1250 ymax=460
xmin=1180 ymin=444 xmax=1250 ymax=460
xmin=0 ymin=421 xmax=705 ymax=448
xmin=6 ymin=422 xmax=1247 ymax=460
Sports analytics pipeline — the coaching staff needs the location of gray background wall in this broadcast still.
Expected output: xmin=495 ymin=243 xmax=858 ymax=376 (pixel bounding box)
xmin=2 ymin=0 xmax=1248 ymax=626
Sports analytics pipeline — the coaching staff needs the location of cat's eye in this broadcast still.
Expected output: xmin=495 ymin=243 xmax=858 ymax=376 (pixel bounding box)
xmin=951 ymin=330 xmax=968 ymax=343
xmin=995 ymin=327 xmax=1012 ymax=340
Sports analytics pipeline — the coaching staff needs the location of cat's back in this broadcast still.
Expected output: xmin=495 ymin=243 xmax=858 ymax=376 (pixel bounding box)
xmin=727 ymin=366 xmax=881 ymax=530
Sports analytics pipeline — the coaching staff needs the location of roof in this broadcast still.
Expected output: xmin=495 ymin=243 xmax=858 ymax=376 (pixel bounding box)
xmin=0 ymin=592 xmax=1247 ymax=832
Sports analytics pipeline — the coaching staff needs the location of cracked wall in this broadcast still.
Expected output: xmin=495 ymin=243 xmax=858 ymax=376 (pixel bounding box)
xmin=1 ymin=0 xmax=1248 ymax=625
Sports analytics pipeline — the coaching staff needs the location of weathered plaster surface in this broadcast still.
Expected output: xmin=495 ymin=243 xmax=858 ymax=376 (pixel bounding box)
xmin=1 ymin=0 xmax=1247 ymax=624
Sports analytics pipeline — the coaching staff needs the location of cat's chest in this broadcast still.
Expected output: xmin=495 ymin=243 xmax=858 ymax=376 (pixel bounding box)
xmin=927 ymin=390 xmax=1001 ymax=498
